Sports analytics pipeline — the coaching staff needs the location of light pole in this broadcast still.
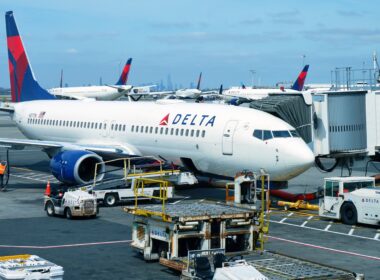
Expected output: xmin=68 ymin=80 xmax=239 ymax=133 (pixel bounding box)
xmin=249 ymin=69 xmax=256 ymax=88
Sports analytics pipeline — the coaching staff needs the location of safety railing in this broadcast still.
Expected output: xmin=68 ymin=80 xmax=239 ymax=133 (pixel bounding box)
xmin=92 ymin=156 xmax=163 ymax=188
xmin=132 ymin=177 xmax=170 ymax=221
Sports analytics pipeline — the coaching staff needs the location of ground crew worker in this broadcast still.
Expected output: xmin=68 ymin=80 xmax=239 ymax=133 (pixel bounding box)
xmin=0 ymin=160 xmax=7 ymax=189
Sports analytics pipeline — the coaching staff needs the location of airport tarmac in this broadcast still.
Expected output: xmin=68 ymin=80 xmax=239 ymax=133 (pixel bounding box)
xmin=0 ymin=112 xmax=380 ymax=279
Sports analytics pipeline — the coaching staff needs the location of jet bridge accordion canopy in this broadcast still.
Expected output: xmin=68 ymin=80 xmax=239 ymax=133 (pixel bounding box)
xmin=249 ymin=95 xmax=312 ymax=143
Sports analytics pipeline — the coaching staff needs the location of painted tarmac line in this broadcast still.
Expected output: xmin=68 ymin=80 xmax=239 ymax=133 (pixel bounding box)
xmin=269 ymin=235 xmax=380 ymax=261
xmin=0 ymin=240 xmax=132 ymax=249
xmin=324 ymin=224 xmax=332 ymax=231
xmin=170 ymin=196 xmax=191 ymax=205
xmin=271 ymin=219 xmax=379 ymax=242
xmin=279 ymin=212 xmax=294 ymax=223
xmin=10 ymin=174 xmax=59 ymax=183
xmin=300 ymin=221 xmax=308 ymax=227
xmin=348 ymin=227 xmax=355 ymax=235
xmin=374 ymin=233 xmax=380 ymax=240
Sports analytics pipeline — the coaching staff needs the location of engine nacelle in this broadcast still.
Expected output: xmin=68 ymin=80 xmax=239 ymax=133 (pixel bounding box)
xmin=50 ymin=150 xmax=105 ymax=185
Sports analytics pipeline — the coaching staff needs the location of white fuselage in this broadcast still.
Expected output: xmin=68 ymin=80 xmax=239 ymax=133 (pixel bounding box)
xmin=223 ymin=87 xmax=300 ymax=100
xmin=12 ymin=100 xmax=314 ymax=181
xmin=175 ymin=89 xmax=202 ymax=99
xmin=48 ymin=85 xmax=131 ymax=101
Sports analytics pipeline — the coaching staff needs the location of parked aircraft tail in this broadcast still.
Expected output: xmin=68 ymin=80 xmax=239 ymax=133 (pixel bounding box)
xmin=196 ymin=72 xmax=202 ymax=90
xmin=115 ymin=58 xmax=132 ymax=85
xmin=291 ymin=65 xmax=309 ymax=91
xmin=6 ymin=11 xmax=55 ymax=102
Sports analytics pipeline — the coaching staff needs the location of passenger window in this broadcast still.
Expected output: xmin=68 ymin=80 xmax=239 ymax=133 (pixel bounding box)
xmin=140 ymin=126 xmax=144 ymax=133
xmin=180 ymin=129 xmax=184 ymax=136
xmin=145 ymin=126 xmax=148 ymax=133
xmin=196 ymin=130 xmax=200 ymax=137
xmin=111 ymin=124 xmax=115 ymax=130
xmin=136 ymin=125 xmax=139 ymax=132
xmin=176 ymin=128 xmax=179 ymax=136
xmin=155 ymin=127 xmax=158 ymax=134
xmin=170 ymin=128 xmax=174 ymax=135
xmin=253 ymin=130 xmax=263 ymax=140
xmin=201 ymin=130 xmax=206 ymax=137
xmin=150 ymin=127 xmax=153 ymax=133
xmin=185 ymin=129 xmax=189 ymax=136
xmin=191 ymin=129 xmax=194 ymax=137
xmin=263 ymin=130 xmax=272 ymax=140
xmin=165 ymin=127 xmax=168 ymax=134
xmin=160 ymin=127 xmax=163 ymax=134
xmin=131 ymin=125 xmax=134 ymax=132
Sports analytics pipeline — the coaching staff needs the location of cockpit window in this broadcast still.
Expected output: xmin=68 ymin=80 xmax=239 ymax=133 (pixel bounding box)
xmin=290 ymin=130 xmax=300 ymax=137
xmin=263 ymin=130 xmax=273 ymax=140
xmin=272 ymin=130 xmax=291 ymax=138
xmin=253 ymin=129 xmax=263 ymax=140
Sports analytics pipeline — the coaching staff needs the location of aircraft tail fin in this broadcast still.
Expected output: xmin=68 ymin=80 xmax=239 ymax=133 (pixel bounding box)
xmin=219 ymin=84 xmax=223 ymax=95
xmin=115 ymin=58 xmax=132 ymax=85
xmin=291 ymin=65 xmax=309 ymax=91
xmin=196 ymin=72 xmax=202 ymax=90
xmin=6 ymin=11 xmax=55 ymax=102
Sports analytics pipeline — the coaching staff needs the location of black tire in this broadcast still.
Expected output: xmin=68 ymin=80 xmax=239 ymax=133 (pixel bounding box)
xmin=341 ymin=203 xmax=357 ymax=225
xmin=104 ymin=193 xmax=118 ymax=207
xmin=65 ymin=208 xmax=73 ymax=219
xmin=46 ymin=201 xmax=55 ymax=217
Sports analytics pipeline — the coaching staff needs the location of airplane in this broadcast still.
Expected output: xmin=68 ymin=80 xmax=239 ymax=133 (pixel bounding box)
xmin=175 ymin=72 xmax=202 ymax=99
xmin=47 ymin=59 xmax=133 ymax=100
xmin=223 ymin=65 xmax=310 ymax=100
xmin=0 ymin=11 xmax=314 ymax=186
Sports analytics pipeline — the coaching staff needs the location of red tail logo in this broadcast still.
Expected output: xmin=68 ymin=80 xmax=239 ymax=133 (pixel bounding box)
xmin=159 ymin=114 xmax=169 ymax=126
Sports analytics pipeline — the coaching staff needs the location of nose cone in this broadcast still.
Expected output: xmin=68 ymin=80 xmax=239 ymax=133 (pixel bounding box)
xmin=275 ymin=140 xmax=315 ymax=181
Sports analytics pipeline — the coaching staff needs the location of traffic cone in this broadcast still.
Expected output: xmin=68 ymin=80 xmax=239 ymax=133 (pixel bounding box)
xmin=44 ymin=181 xmax=51 ymax=196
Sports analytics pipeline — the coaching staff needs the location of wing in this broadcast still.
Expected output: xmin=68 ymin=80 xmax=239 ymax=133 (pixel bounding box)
xmin=0 ymin=138 xmax=141 ymax=157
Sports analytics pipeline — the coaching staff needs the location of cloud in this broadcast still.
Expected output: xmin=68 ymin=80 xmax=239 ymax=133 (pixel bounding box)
xmin=65 ymin=48 xmax=79 ymax=54
xmin=301 ymin=27 xmax=380 ymax=43
xmin=149 ymin=21 xmax=209 ymax=29
xmin=240 ymin=18 xmax=263 ymax=25
xmin=269 ymin=9 xmax=299 ymax=18
xmin=56 ymin=31 xmax=120 ymax=41
xmin=272 ymin=18 xmax=302 ymax=25
xmin=150 ymin=31 xmax=294 ymax=45
xmin=336 ymin=10 xmax=363 ymax=17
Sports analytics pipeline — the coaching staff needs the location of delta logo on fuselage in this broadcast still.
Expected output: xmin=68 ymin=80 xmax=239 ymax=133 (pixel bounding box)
xmin=159 ymin=113 xmax=216 ymax=127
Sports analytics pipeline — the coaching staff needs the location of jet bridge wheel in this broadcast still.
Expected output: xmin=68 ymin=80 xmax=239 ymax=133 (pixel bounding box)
xmin=46 ymin=201 xmax=55 ymax=217
xmin=341 ymin=202 xmax=357 ymax=225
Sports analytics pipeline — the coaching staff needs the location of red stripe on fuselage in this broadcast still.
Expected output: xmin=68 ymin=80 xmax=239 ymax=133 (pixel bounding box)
xmin=7 ymin=36 xmax=28 ymax=102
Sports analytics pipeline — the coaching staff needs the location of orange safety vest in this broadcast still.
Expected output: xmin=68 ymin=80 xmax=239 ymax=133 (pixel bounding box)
xmin=0 ymin=163 xmax=7 ymax=175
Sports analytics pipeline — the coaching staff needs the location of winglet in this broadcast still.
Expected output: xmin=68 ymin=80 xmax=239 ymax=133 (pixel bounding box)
xmin=291 ymin=65 xmax=309 ymax=91
xmin=6 ymin=11 xmax=55 ymax=102
xmin=196 ymin=72 xmax=202 ymax=90
xmin=116 ymin=58 xmax=132 ymax=85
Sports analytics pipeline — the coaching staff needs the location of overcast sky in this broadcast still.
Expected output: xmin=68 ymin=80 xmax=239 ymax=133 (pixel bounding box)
xmin=0 ymin=0 xmax=379 ymax=88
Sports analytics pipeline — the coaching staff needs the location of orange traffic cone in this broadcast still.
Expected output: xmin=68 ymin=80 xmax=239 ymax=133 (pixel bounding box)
xmin=44 ymin=181 xmax=51 ymax=196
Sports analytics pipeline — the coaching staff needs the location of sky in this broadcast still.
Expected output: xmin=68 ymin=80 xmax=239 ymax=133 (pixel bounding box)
xmin=0 ymin=0 xmax=379 ymax=89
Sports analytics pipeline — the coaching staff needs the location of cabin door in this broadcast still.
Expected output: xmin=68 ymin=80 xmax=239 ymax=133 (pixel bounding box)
xmin=222 ymin=120 xmax=238 ymax=155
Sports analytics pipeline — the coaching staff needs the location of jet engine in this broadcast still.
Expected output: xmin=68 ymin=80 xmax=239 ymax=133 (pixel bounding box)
xmin=50 ymin=150 xmax=105 ymax=185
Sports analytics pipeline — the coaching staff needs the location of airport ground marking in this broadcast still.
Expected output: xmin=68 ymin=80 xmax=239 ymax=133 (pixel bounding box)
xmin=268 ymin=235 xmax=380 ymax=261
xmin=170 ymin=196 xmax=190 ymax=205
xmin=271 ymin=219 xmax=379 ymax=242
xmin=324 ymin=223 xmax=332 ymax=231
xmin=0 ymin=240 xmax=132 ymax=249
xmin=348 ymin=226 xmax=355 ymax=235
